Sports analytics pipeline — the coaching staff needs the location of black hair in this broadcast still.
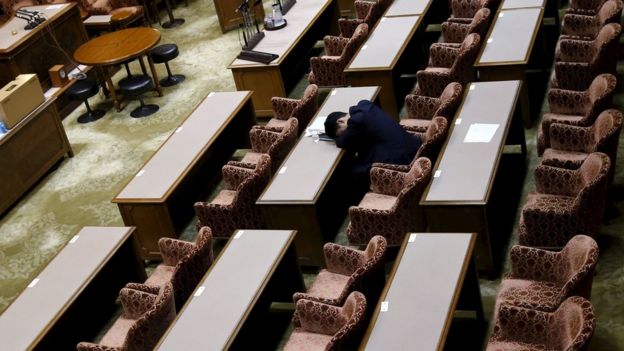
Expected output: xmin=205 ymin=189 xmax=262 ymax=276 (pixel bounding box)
xmin=324 ymin=111 xmax=347 ymax=139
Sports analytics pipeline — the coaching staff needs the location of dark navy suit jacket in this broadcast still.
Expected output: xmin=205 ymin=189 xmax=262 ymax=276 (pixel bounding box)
xmin=335 ymin=100 xmax=422 ymax=180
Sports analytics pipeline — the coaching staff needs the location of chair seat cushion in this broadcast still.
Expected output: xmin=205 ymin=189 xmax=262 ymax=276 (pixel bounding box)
xmin=110 ymin=6 xmax=143 ymax=19
xmin=67 ymin=78 xmax=99 ymax=101
xmin=425 ymin=67 xmax=451 ymax=73
xmin=241 ymin=152 xmax=263 ymax=165
xmin=306 ymin=270 xmax=350 ymax=301
xmin=400 ymin=118 xmax=430 ymax=132
xmin=524 ymin=192 xmax=575 ymax=209
xmin=542 ymin=149 xmax=587 ymax=168
xmin=145 ymin=264 xmax=175 ymax=288
xmin=119 ymin=75 xmax=153 ymax=95
xmin=487 ymin=341 xmax=556 ymax=351
xmin=211 ymin=190 xmax=237 ymax=206
xmin=266 ymin=118 xmax=289 ymax=130
xmin=284 ymin=330 xmax=333 ymax=351
xmin=99 ymin=316 xmax=136 ymax=348
xmin=542 ymin=113 xmax=584 ymax=124
xmin=151 ymin=44 xmax=179 ymax=63
xmin=497 ymin=278 xmax=563 ymax=312
xmin=358 ymin=193 xmax=398 ymax=211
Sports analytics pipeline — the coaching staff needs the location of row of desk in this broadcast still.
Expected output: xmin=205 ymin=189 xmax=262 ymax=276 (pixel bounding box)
xmin=0 ymin=227 xmax=481 ymax=351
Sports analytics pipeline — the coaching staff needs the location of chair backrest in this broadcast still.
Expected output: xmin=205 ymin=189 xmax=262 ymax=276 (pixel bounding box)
xmin=571 ymin=0 xmax=606 ymax=11
xmin=452 ymin=0 xmax=490 ymax=18
xmin=292 ymin=84 xmax=319 ymax=132
xmin=437 ymin=82 xmax=464 ymax=119
xmin=597 ymin=0 xmax=624 ymax=24
xmin=329 ymin=291 xmax=368 ymax=350
xmin=416 ymin=117 xmax=449 ymax=162
xmin=171 ymin=227 xmax=213 ymax=307
xmin=451 ymin=34 xmax=481 ymax=82
xmin=341 ymin=23 xmax=369 ymax=62
xmin=557 ymin=235 xmax=599 ymax=295
xmin=350 ymin=236 xmax=387 ymax=280
xmin=124 ymin=283 xmax=176 ymax=351
xmin=590 ymin=23 xmax=620 ymax=69
xmin=552 ymin=297 xmax=596 ymax=350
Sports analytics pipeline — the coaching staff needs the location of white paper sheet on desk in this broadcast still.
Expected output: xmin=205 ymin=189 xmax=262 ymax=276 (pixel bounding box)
xmin=305 ymin=116 xmax=327 ymax=137
xmin=44 ymin=87 xmax=60 ymax=99
xmin=464 ymin=123 xmax=499 ymax=143
xmin=84 ymin=15 xmax=112 ymax=24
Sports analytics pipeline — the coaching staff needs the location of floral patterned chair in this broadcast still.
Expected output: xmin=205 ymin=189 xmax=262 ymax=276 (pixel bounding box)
xmin=284 ymin=291 xmax=368 ymax=351
xmin=402 ymin=82 xmax=463 ymax=132
xmin=267 ymin=84 xmax=319 ymax=135
xmin=542 ymin=109 xmax=622 ymax=183
xmin=518 ymin=153 xmax=611 ymax=247
xmin=569 ymin=0 xmax=608 ymax=14
xmin=144 ymin=227 xmax=213 ymax=310
xmin=242 ymin=117 xmax=298 ymax=173
xmin=494 ymin=235 xmax=598 ymax=319
xmin=194 ymin=154 xmax=271 ymax=239
xmin=338 ymin=0 xmax=384 ymax=38
xmin=551 ymin=23 xmax=621 ymax=90
xmin=308 ymin=23 xmax=369 ymax=87
xmin=292 ymin=236 xmax=387 ymax=306
xmin=347 ymin=157 xmax=432 ymax=245
xmin=442 ymin=8 xmax=491 ymax=43
xmin=77 ymin=283 xmax=176 ymax=351
xmin=487 ymin=296 xmax=596 ymax=351
xmin=451 ymin=0 xmax=492 ymax=19
xmin=562 ymin=0 xmax=623 ymax=39
xmin=415 ymin=33 xmax=481 ymax=97
xmin=537 ymin=73 xmax=616 ymax=155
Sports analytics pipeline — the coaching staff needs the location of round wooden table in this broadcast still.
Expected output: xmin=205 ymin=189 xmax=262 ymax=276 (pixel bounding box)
xmin=74 ymin=27 xmax=162 ymax=111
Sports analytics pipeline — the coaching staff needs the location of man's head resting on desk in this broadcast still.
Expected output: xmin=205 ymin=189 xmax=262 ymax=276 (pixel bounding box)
xmin=324 ymin=111 xmax=349 ymax=139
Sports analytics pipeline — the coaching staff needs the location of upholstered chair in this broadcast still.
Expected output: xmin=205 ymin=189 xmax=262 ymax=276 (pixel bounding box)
xmin=451 ymin=0 xmax=491 ymax=19
xmin=144 ymin=227 xmax=213 ymax=310
xmin=243 ymin=118 xmax=298 ymax=173
xmin=284 ymin=291 xmax=368 ymax=351
xmin=415 ymin=33 xmax=481 ymax=96
xmin=402 ymin=82 xmax=463 ymax=132
xmin=267 ymin=84 xmax=319 ymax=135
xmin=494 ymin=235 xmax=598 ymax=318
xmin=537 ymin=73 xmax=617 ymax=155
xmin=347 ymin=157 xmax=432 ymax=245
xmin=518 ymin=153 xmax=611 ymax=247
xmin=551 ymin=23 xmax=621 ymax=90
xmin=292 ymin=236 xmax=387 ymax=306
xmin=194 ymin=154 xmax=271 ymax=239
xmin=309 ymin=23 xmax=369 ymax=87
xmin=77 ymin=283 xmax=176 ymax=351
xmin=487 ymin=297 xmax=596 ymax=351
xmin=569 ymin=0 xmax=608 ymax=14
xmin=562 ymin=0 xmax=623 ymax=39
xmin=442 ymin=8 xmax=491 ymax=43
xmin=542 ymin=109 xmax=622 ymax=183
xmin=78 ymin=0 xmax=143 ymax=17
xmin=338 ymin=0 xmax=380 ymax=38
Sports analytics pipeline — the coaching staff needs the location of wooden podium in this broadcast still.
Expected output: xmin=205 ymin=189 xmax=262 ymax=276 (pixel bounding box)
xmin=214 ymin=0 xmax=265 ymax=33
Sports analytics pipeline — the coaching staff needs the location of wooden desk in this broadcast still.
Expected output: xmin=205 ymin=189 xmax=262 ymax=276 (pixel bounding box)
xmin=360 ymin=233 xmax=483 ymax=351
xmin=420 ymin=81 xmax=526 ymax=274
xmin=74 ymin=27 xmax=162 ymax=112
xmin=475 ymin=6 xmax=545 ymax=127
xmin=213 ymin=0 xmax=265 ymax=33
xmin=345 ymin=16 xmax=423 ymax=118
xmin=0 ymin=95 xmax=72 ymax=216
xmin=155 ymin=230 xmax=304 ymax=350
xmin=257 ymin=86 xmax=380 ymax=266
xmin=0 ymin=226 xmax=145 ymax=351
xmin=228 ymin=0 xmax=339 ymax=117
xmin=113 ymin=91 xmax=256 ymax=260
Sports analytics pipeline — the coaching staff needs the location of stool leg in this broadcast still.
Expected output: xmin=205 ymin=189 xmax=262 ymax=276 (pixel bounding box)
xmin=130 ymin=94 xmax=160 ymax=118
xmin=160 ymin=61 xmax=186 ymax=87
xmin=124 ymin=63 xmax=132 ymax=77
xmin=77 ymin=98 xmax=106 ymax=124
xmin=165 ymin=61 xmax=174 ymax=78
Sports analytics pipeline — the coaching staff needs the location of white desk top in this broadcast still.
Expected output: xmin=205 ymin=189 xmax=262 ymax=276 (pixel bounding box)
xmin=384 ymin=0 xmax=431 ymax=16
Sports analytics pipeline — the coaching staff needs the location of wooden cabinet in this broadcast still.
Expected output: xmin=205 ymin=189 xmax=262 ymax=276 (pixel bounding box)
xmin=214 ymin=0 xmax=265 ymax=33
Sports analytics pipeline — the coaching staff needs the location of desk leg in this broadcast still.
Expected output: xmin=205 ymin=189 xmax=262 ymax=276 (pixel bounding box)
xmin=148 ymin=56 xmax=163 ymax=97
xmin=105 ymin=73 xmax=122 ymax=112
xmin=459 ymin=257 xmax=485 ymax=322
xmin=348 ymin=71 xmax=399 ymax=119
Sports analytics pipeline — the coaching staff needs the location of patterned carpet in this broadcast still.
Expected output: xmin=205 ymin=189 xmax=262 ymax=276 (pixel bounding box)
xmin=1 ymin=1 xmax=623 ymax=349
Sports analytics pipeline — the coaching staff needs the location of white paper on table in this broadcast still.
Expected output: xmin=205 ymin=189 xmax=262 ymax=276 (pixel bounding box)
xmin=305 ymin=116 xmax=327 ymax=137
xmin=84 ymin=15 xmax=112 ymax=24
xmin=44 ymin=87 xmax=60 ymax=99
xmin=464 ymin=123 xmax=499 ymax=143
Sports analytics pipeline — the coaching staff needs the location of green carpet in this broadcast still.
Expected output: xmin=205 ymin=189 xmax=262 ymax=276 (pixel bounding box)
xmin=1 ymin=1 xmax=623 ymax=350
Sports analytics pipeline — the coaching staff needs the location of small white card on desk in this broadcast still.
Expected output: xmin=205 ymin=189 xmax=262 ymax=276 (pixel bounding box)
xmin=464 ymin=123 xmax=499 ymax=143
xmin=380 ymin=301 xmax=389 ymax=312
xmin=305 ymin=116 xmax=327 ymax=137
xmin=84 ymin=15 xmax=112 ymax=24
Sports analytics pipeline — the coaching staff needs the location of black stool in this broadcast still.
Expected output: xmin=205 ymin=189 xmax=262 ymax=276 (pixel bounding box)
xmin=119 ymin=75 xmax=159 ymax=118
xmin=150 ymin=44 xmax=185 ymax=87
xmin=67 ymin=78 xmax=105 ymax=123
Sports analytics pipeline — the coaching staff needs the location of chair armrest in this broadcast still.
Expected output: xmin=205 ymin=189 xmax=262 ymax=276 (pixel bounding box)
xmin=554 ymin=61 xmax=592 ymax=90
xmin=77 ymin=342 xmax=120 ymax=351
xmin=370 ymin=167 xmax=405 ymax=196
xmin=271 ymin=97 xmax=300 ymax=120
xmin=324 ymin=242 xmax=363 ymax=275
xmin=562 ymin=13 xmax=598 ymax=37
xmin=338 ymin=18 xmax=362 ymax=38
xmin=222 ymin=163 xmax=255 ymax=190
xmin=442 ymin=21 xmax=470 ymax=43
xmin=549 ymin=123 xmax=592 ymax=152
xmin=428 ymin=43 xmax=460 ymax=67
xmin=119 ymin=286 xmax=156 ymax=319
xmin=508 ymin=245 xmax=560 ymax=281
xmin=556 ymin=38 xmax=593 ymax=62
xmin=124 ymin=282 xmax=161 ymax=294
xmin=405 ymin=94 xmax=440 ymax=119
xmin=158 ymin=237 xmax=195 ymax=266
xmin=534 ymin=164 xmax=581 ymax=196
xmin=324 ymin=36 xmax=350 ymax=56
xmin=292 ymin=299 xmax=346 ymax=335
xmin=547 ymin=89 xmax=589 ymax=115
